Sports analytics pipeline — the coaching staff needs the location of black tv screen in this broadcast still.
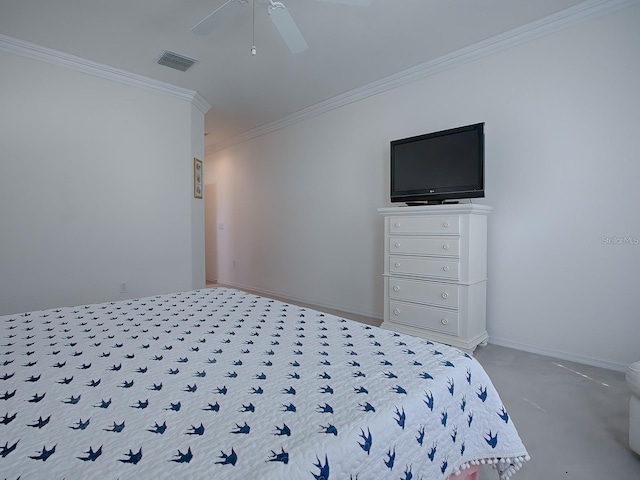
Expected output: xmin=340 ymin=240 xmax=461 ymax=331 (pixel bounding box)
xmin=390 ymin=123 xmax=484 ymax=204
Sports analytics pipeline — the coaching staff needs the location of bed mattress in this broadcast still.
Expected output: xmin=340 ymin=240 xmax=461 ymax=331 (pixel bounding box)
xmin=1 ymin=287 xmax=528 ymax=479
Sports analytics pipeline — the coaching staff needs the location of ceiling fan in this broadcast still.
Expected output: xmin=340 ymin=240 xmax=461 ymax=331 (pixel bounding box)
xmin=192 ymin=0 xmax=371 ymax=55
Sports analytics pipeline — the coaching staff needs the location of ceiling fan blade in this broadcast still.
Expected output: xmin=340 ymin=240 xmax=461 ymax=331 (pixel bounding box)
xmin=315 ymin=0 xmax=371 ymax=6
xmin=191 ymin=0 xmax=248 ymax=36
xmin=268 ymin=2 xmax=309 ymax=54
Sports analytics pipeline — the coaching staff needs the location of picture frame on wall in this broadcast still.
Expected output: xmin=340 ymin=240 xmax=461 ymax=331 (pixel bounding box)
xmin=194 ymin=158 xmax=203 ymax=199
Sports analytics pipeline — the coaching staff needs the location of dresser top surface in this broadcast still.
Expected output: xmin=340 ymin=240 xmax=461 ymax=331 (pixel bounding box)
xmin=378 ymin=203 xmax=492 ymax=216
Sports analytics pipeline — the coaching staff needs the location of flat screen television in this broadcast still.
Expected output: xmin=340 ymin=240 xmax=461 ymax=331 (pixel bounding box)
xmin=390 ymin=122 xmax=484 ymax=204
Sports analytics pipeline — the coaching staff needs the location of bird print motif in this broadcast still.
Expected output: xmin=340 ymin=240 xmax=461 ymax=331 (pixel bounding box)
xmin=77 ymin=445 xmax=102 ymax=462
xmin=0 ymin=287 xmax=527 ymax=479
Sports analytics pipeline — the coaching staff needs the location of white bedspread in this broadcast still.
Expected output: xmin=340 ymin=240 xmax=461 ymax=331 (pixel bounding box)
xmin=1 ymin=287 xmax=528 ymax=479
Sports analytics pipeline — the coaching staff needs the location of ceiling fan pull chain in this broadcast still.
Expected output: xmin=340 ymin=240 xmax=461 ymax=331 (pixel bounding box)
xmin=251 ymin=0 xmax=257 ymax=55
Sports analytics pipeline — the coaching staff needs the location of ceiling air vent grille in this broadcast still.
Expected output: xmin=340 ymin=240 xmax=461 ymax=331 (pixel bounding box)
xmin=157 ymin=50 xmax=198 ymax=72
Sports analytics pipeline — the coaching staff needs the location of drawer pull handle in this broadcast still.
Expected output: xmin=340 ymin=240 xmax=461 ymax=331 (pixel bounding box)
xmin=394 ymin=242 xmax=401 ymax=248
xmin=394 ymin=222 xmax=401 ymax=228
xmin=441 ymin=292 xmax=448 ymax=299
xmin=441 ymin=318 xmax=449 ymax=325
xmin=442 ymin=244 xmax=449 ymax=250
xmin=442 ymin=266 xmax=449 ymax=272
xmin=443 ymin=221 xmax=449 ymax=228
xmin=394 ymin=262 xmax=401 ymax=268
xmin=393 ymin=286 xmax=400 ymax=292
xmin=393 ymin=309 xmax=400 ymax=315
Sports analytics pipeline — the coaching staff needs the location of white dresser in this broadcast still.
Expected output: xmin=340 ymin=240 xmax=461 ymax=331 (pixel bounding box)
xmin=378 ymin=204 xmax=492 ymax=352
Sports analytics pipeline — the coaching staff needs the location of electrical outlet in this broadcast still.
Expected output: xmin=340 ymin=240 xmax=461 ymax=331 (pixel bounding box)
xmin=120 ymin=282 xmax=127 ymax=294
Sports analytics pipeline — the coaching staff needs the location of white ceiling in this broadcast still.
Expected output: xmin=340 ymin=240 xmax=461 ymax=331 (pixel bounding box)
xmin=0 ymin=0 xmax=587 ymax=152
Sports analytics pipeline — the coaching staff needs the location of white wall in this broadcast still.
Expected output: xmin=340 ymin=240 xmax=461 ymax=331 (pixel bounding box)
xmin=206 ymin=5 xmax=640 ymax=370
xmin=0 ymin=50 xmax=206 ymax=315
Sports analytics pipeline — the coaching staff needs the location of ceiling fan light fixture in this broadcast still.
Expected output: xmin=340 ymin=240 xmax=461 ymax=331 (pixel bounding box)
xmin=192 ymin=0 xmax=366 ymax=54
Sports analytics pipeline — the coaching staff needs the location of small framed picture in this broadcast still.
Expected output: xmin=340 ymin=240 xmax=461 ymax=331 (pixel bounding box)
xmin=194 ymin=158 xmax=203 ymax=199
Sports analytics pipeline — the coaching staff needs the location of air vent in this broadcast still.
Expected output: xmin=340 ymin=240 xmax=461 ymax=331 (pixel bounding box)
xmin=157 ymin=50 xmax=198 ymax=72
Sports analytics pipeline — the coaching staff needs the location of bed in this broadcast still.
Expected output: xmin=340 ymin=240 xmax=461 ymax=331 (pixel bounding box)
xmin=1 ymin=287 xmax=528 ymax=479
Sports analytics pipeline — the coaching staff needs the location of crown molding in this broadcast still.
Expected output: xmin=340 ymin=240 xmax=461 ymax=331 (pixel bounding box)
xmin=207 ymin=0 xmax=639 ymax=154
xmin=0 ymin=33 xmax=211 ymax=115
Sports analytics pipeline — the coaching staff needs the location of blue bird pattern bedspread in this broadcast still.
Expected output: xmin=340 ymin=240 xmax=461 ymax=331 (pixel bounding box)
xmin=1 ymin=287 xmax=528 ymax=479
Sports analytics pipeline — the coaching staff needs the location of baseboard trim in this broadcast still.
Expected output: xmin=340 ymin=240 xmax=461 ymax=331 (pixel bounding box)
xmin=488 ymin=336 xmax=628 ymax=372
xmin=216 ymin=281 xmax=383 ymax=325
xmin=210 ymin=282 xmax=629 ymax=372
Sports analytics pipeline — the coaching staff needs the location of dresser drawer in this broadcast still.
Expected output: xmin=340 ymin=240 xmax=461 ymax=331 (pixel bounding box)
xmin=389 ymin=256 xmax=459 ymax=280
xmin=389 ymin=216 xmax=460 ymax=235
xmin=389 ymin=300 xmax=459 ymax=336
xmin=389 ymin=236 xmax=459 ymax=257
xmin=388 ymin=277 xmax=459 ymax=308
